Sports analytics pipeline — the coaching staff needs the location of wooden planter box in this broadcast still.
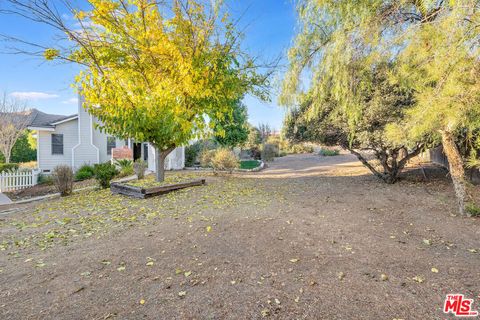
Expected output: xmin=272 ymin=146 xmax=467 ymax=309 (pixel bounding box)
xmin=111 ymin=179 xmax=206 ymax=199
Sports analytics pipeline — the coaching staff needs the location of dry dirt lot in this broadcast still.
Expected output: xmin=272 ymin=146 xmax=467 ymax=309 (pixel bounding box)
xmin=0 ymin=153 xmax=479 ymax=319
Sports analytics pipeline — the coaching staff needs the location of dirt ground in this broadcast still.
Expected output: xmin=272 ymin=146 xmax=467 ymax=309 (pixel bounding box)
xmin=1 ymin=153 xmax=479 ymax=319
xmin=5 ymin=178 xmax=96 ymax=201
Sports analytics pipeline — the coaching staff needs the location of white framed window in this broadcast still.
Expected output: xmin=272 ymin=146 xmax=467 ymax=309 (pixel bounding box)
xmin=51 ymin=134 xmax=63 ymax=155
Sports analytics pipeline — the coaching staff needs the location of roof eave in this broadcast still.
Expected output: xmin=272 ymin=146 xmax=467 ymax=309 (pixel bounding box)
xmin=28 ymin=126 xmax=55 ymax=132
xmin=49 ymin=115 xmax=78 ymax=126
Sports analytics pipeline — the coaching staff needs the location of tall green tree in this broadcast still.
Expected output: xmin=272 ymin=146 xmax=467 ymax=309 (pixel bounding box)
xmin=3 ymin=0 xmax=269 ymax=181
xmin=387 ymin=3 xmax=480 ymax=215
xmin=283 ymin=63 xmax=426 ymax=183
xmin=10 ymin=130 xmax=36 ymax=163
xmin=282 ymin=0 xmax=480 ymax=214
xmin=212 ymin=100 xmax=249 ymax=148
xmin=244 ymin=124 xmax=262 ymax=149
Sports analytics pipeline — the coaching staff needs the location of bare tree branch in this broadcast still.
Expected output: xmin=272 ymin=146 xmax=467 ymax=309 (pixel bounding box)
xmin=0 ymin=92 xmax=31 ymax=163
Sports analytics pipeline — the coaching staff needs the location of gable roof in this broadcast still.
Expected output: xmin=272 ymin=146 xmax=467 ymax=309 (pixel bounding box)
xmin=27 ymin=109 xmax=78 ymax=129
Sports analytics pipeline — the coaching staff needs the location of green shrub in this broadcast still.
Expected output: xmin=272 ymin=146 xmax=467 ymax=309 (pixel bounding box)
xmin=93 ymin=162 xmax=119 ymax=188
xmin=466 ymin=202 xmax=480 ymax=217
xmin=0 ymin=163 xmax=19 ymax=173
xmin=289 ymin=144 xmax=314 ymax=154
xmin=186 ymin=140 xmax=219 ymax=167
xmin=52 ymin=165 xmax=74 ymax=196
xmin=185 ymin=143 xmax=202 ymax=167
xmin=114 ymin=159 xmax=134 ymax=178
xmin=75 ymin=164 xmax=95 ymax=181
xmin=199 ymin=149 xmax=216 ymax=168
xmin=37 ymin=173 xmax=53 ymax=185
xmin=115 ymin=159 xmax=133 ymax=169
xmin=133 ymin=160 xmax=147 ymax=179
xmin=319 ymin=148 xmax=340 ymax=156
xmin=11 ymin=131 xmax=36 ymax=163
xmin=211 ymin=148 xmax=239 ymax=172
xmin=119 ymin=165 xmax=134 ymax=177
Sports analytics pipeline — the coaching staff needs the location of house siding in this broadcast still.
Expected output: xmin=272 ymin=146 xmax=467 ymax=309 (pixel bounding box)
xmin=147 ymin=145 xmax=185 ymax=171
xmin=35 ymin=94 xmax=185 ymax=172
xmin=72 ymin=96 xmax=99 ymax=169
xmin=37 ymin=120 xmax=79 ymax=172
xmin=92 ymin=119 xmax=126 ymax=163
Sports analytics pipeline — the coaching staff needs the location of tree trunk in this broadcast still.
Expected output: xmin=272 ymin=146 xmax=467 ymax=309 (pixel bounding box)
xmin=154 ymin=146 xmax=175 ymax=182
xmin=345 ymin=144 xmax=424 ymax=184
xmin=440 ymin=130 xmax=469 ymax=215
xmin=4 ymin=150 xmax=10 ymax=164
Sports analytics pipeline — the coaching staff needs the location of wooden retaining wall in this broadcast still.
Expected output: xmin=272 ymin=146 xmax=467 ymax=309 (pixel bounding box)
xmin=111 ymin=179 xmax=206 ymax=199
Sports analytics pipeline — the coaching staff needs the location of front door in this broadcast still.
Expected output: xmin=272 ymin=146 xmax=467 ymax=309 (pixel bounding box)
xmin=143 ymin=143 xmax=148 ymax=161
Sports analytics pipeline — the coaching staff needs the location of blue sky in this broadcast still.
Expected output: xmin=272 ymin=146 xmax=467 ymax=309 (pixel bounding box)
xmin=0 ymin=0 xmax=296 ymax=131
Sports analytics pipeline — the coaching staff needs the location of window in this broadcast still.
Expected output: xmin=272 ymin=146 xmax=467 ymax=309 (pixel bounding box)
xmin=51 ymin=134 xmax=63 ymax=155
xmin=107 ymin=136 xmax=116 ymax=155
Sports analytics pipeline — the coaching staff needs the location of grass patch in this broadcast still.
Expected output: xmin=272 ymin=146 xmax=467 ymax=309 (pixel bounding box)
xmin=319 ymin=149 xmax=340 ymax=156
xmin=240 ymin=160 xmax=261 ymax=170
xmin=466 ymin=202 xmax=480 ymax=217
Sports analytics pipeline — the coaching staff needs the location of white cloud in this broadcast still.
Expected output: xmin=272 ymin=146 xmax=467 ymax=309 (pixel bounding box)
xmin=62 ymin=97 xmax=79 ymax=105
xmin=10 ymin=92 xmax=59 ymax=100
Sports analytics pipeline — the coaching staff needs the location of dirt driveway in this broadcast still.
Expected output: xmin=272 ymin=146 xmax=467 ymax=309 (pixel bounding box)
xmin=1 ymin=154 xmax=479 ymax=319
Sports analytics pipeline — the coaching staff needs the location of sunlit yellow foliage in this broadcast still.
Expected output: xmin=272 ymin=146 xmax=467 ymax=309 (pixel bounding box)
xmin=46 ymin=0 xmax=266 ymax=160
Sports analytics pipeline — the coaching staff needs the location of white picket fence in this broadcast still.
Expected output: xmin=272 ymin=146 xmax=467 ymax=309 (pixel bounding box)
xmin=0 ymin=169 xmax=40 ymax=192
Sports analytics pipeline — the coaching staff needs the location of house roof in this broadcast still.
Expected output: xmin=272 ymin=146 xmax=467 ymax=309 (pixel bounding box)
xmin=27 ymin=109 xmax=77 ymax=129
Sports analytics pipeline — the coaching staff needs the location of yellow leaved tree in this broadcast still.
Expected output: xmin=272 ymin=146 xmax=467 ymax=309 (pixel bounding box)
xmin=4 ymin=0 xmax=269 ymax=181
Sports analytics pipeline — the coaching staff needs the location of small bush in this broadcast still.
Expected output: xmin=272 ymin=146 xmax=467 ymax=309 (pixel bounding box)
xmin=187 ymin=140 xmax=219 ymax=167
xmin=262 ymin=144 xmax=278 ymax=162
xmin=199 ymin=149 xmax=216 ymax=168
xmin=115 ymin=159 xmax=133 ymax=169
xmin=93 ymin=162 xmax=118 ymax=188
xmin=289 ymin=144 xmax=314 ymax=154
xmin=0 ymin=163 xmax=19 ymax=173
xmin=211 ymin=148 xmax=239 ymax=172
xmin=319 ymin=148 xmax=340 ymax=156
xmin=185 ymin=143 xmax=202 ymax=167
xmin=119 ymin=165 xmax=134 ymax=177
xmin=75 ymin=164 xmax=95 ymax=181
xmin=19 ymin=161 xmax=37 ymax=169
xmin=133 ymin=160 xmax=148 ymax=179
xmin=37 ymin=173 xmax=54 ymax=185
xmin=249 ymin=147 xmax=262 ymax=160
xmin=52 ymin=165 xmax=74 ymax=196
xmin=114 ymin=159 xmax=134 ymax=178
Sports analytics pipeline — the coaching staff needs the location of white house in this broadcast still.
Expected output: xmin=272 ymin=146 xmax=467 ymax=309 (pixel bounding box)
xmin=27 ymin=95 xmax=185 ymax=173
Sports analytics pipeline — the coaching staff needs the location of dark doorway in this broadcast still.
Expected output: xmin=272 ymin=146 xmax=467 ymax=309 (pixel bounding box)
xmin=143 ymin=143 xmax=148 ymax=161
xmin=133 ymin=143 xmax=142 ymax=161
